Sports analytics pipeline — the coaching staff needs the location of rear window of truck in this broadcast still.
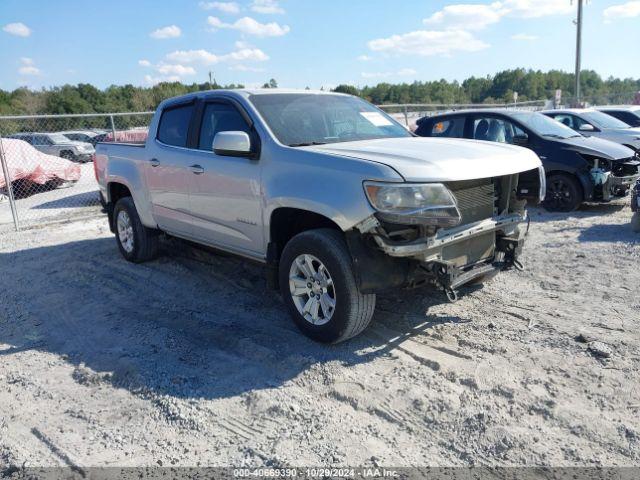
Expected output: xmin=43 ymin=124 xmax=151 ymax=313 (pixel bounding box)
xmin=157 ymin=103 xmax=194 ymax=147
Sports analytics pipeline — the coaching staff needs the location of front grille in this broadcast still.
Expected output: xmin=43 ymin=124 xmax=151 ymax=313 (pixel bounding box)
xmin=447 ymin=179 xmax=495 ymax=224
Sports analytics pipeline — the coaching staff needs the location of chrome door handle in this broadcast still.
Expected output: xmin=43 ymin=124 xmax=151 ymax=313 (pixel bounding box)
xmin=149 ymin=158 xmax=160 ymax=167
xmin=190 ymin=164 xmax=204 ymax=175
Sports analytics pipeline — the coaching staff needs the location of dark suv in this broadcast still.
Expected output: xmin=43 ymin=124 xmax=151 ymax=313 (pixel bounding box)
xmin=416 ymin=109 xmax=640 ymax=212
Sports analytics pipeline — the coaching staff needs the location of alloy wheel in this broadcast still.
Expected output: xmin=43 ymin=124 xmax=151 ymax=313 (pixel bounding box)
xmin=288 ymin=254 xmax=336 ymax=325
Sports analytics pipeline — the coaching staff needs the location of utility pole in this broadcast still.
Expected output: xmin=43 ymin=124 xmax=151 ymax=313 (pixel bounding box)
xmin=209 ymin=71 xmax=213 ymax=90
xmin=574 ymin=0 xmax=584 ymax=106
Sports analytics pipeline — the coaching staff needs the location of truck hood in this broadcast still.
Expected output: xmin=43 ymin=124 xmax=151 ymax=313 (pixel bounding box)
xmin=557 ymin=135 xmax=636 ymax=160
xmin=305 ymin=137 xmax=542 ymax=182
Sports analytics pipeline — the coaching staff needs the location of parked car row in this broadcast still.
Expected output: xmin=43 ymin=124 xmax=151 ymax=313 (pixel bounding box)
xmin=416 ymin=108 xmax=640 ymax=213
xmin=8 ymin=132 xmax=96 ymax=163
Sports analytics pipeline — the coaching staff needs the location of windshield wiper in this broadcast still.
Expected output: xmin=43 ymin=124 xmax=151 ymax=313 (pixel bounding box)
xmin=542 ymin=134 xmax=566 ymax=139
xmin=288 ymin=141 xmax=328 ymax=147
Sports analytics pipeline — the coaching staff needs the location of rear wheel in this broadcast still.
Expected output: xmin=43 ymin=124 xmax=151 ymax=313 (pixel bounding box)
xmin=543 ymin=174 xmax=583 ymax=212
xmin=279 ymin=229 xmax=376 ymax=343
xmin=113 ymin=197 xmax=159 ymax=263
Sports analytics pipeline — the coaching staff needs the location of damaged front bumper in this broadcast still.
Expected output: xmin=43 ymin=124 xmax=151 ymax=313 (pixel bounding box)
xmin=348 ymin=212 xmax=529 ymax=298
xmin=372 ymin=212 xmax=528 ymax=261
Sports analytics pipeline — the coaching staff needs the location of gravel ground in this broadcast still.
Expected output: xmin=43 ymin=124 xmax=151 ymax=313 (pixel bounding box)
xmin=0 ymin=201 xmax=638 ymax=469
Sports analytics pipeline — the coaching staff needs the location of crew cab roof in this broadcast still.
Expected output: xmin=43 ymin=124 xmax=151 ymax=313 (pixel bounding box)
xmin=159 ymin=88 xmax=350 ymax=108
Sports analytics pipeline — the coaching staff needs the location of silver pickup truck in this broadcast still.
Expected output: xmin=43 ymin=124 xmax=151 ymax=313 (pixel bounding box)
xmin=95 ymin=90 xmax=544 ymax=343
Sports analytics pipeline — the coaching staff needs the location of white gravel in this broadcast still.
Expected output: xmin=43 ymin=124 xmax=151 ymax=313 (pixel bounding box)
xmin=0 ymin=201 xmax=638 ymax=469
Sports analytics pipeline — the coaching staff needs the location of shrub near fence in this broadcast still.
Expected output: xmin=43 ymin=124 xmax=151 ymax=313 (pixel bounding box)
xmin=0 ymin=112 xmax=153 ymax=231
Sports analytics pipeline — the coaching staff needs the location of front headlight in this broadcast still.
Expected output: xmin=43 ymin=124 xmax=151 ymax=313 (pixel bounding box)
xmin=364 ymin=181 xmax=461 ymax=227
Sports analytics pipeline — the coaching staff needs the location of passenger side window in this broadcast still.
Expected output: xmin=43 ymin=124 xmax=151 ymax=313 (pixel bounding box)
xmin=430 ymin=118 xmax=465 ymax=138
xmin=473 ymin=117 xmax=523 ymax=144
xmin=198 ymin=102 xmax=251 ymax=151
xmin=157 ymin=103 xmax=195 ymax=147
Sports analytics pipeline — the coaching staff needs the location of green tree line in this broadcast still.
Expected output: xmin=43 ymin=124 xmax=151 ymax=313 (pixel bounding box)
xmin=0 ymin=69 xmax=638 ymax=117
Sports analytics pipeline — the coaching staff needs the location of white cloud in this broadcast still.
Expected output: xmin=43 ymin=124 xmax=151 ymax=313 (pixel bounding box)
xmin=368 ymin=29 xmax=489 ymax=57
xmin=18 ymin=57 xmax=40 ymax=76
xmin=603 ymin=1 xmax=640 ymax=22
xmin=424 ymin=4 xmax=502 ymax=30
xmin=3 ymin=22 xmax=31 ymax=37
xmin=208 ymin=16 xmax=290 ymax=36
xmin=357 ymin=55 xmax=373 ymax=61
xmin=250 ymin=0 xmax=285 ymax=14
xmin=235 ymin=40 xmax=252 ymax=49
xmin=361 ymin=68 xmax=417 ymax=79
xmin=166 ymin=49 xmax=219 ymax=64
xmin=156 ymin=63 xmax=196 ymax=76
xmin=166 ymin=47 xmax=269 ymax=65
xmin=511 ymin=33 xmax=538 ymax=41
xmin=138 ymin=59 xmax=152 ymax=67
xmin=500 ymin=0 xmax=573 ymax=18
xmin=199 ymin=1 xmax=240 ymax=14
xmin=150 ymin=25 xmax=181 ymax=39
xmin=228 ymin=64 xmax=265 ymax=72
xmin=144 ymin=74 xmax=182 ymax=85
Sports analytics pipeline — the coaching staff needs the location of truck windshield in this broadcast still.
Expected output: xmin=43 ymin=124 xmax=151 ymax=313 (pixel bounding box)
xmin=510 ymin=112 xmax=581 ymax=139
xmin=249 ymin=94 xmax=411 ymax=146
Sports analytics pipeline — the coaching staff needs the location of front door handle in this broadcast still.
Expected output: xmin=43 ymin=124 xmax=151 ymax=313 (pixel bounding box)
xmin=149 ymin=158 xmax=160 ymax=167
xmin=190 ymin=164 xmax=205 ymax=175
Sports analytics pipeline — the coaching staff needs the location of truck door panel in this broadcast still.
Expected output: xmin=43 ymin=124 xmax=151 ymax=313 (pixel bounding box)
xmin=188 ymin=100 xmax=264 ymax=255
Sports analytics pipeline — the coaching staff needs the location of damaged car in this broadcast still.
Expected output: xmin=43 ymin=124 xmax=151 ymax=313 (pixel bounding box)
xmin=95 ymin=90 xmax=544 ymax=343
xmin=416 ymin=110 xmax=640 ymax=212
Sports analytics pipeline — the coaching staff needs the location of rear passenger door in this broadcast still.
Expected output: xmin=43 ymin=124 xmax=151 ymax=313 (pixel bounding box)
xmin=145 ymin=101 xmax=197 ymax=237
xmin=186 ymin=98 xmax=264 ymax=256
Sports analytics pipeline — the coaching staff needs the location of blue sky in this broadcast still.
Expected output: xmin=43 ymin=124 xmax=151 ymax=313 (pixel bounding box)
xmin=1 ymin=0 xmax=639 ymax=90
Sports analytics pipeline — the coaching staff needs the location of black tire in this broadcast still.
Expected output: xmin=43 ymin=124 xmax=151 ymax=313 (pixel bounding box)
xmin=60 ymin=150 xmax=76 ymax=161
xmin=543 ymin=173 xmax=583 ymax=212
xmin=632 ymin=212 xmax=640 ymax=233
xmin=113 ymin=197 xmax=159 ymax=263
xmin=279 ymin=228 xmax=376 ymax=344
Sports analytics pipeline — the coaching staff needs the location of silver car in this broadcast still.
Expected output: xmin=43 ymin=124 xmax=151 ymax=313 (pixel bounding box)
xmin=9 ymin=132 xmax=95 ymax=162
xmin=542 ymin=108 xmax=640 ymax=152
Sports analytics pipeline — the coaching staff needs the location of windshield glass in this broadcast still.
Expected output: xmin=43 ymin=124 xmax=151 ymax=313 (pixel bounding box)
xmin=49 ymin=133 xmax=72 ymax=143
xmin=582 ymin=110 xmax=630 ymax=129
xmin=249 ymin=94 xmax=411 ymax=146
xmin=510 ymin=112 xmax=581 ymax=139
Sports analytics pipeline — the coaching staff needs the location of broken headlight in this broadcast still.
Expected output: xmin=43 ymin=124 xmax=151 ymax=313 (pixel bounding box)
xmin=364 ymin=181 xmax=461 ymax=227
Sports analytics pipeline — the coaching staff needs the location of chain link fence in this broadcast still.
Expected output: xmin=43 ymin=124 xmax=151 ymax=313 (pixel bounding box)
xmin=0 ymin=112 xmax=153 ymax=232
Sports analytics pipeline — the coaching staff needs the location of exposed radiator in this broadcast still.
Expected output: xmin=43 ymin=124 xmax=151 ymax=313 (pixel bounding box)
xmin=447 ymin=179 xmax=496 ymax=224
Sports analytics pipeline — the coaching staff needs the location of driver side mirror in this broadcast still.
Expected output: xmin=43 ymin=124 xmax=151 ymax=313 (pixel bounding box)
xmin=212 ymin=131 xmax=252 ymax=157
xmin=513 ymin=133 xmax=529 ymax=146
xmin=579 ymin=123 xmax=595 ymax=132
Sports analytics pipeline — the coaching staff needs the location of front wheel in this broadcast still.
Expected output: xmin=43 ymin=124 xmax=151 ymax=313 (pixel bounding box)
xmin=279 ymin=229 xmax=376 ymax=343
xmin=113 ymin=197 xmax=159 ymax=263
xmin=543 ymin=174 xmax=583 ymax=212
